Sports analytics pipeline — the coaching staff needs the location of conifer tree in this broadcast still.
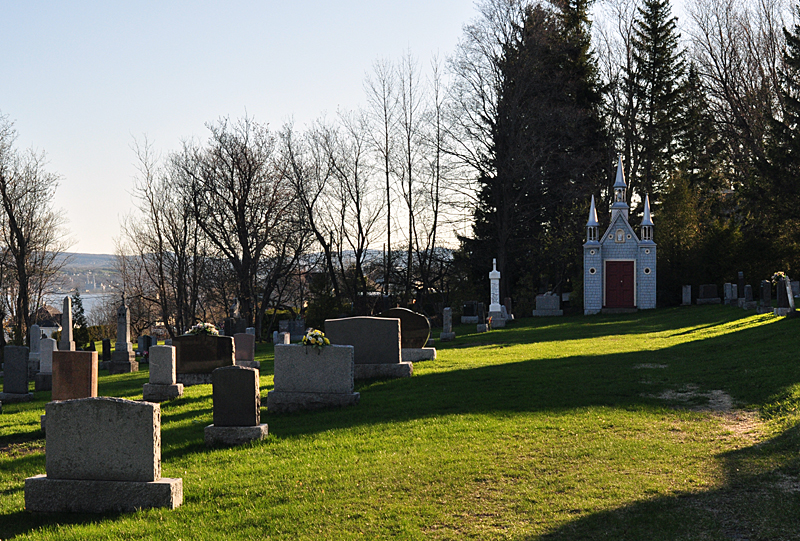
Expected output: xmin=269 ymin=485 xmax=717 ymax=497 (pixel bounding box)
xmin=71 ymin=289 xmax=91 ymax=349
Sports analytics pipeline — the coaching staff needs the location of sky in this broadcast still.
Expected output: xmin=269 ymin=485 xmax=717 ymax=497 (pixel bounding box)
xmin=0 ymin=1 xmax=480 ymax=255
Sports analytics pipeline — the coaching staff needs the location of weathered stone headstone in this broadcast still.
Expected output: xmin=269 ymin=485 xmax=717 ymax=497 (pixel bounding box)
xmin=377 ymin=307 xmax=430 ymax=348
xmin=0 ymin=346 xmax=33 ymax=402
xmin=143 ymin=346 xmax=184 ymax=402
xmin=267 ymin=344 xmax=359 ymax=413
xmin=325 ymin=316 xmax=411 ymax=379
xmin=246 ymin=327 xmax=256 ymax=336
xmin=742 ymin=285 xmax=756 ymax=310
xmin=758 ymin=280 xmax=773 ymax=314
xmin=52 ymin=351 xmax=98 ymax=401
xmin=696 ymin=284 xmax=721 ymax=305
xmin=34 ymin=338 xmax=58 ymax=391
xmin=461 ymin=301 xmax=479 ymax=324
xmin=173 ymin=334 xmax=235 ymax=386
xmin=503 ymin=297 xmax=514 ymax=320
xmin=25 ymin=397 xmax=183 ymax=512
xmin=792 ymin=281 xmax=800 ymax=299
xmin=731 ymin=283 xmax=738 ymax=301
xmin=723 ymin=283 xmax=734 ymax=305
xmin=234 ymin=333 xmax=259 ymax=369
xmin=440 ymin=307 xmax=455 ymax=342
xmin=682 ymin=285 xmax=692 ymax=306
xmin=205 ymin=366 xmax=268 ymax=447
xmin=110 ymin=302 xmax=138 ymax=374
xmin=102 ymin=338 xmax=111 ymax=362
xmin=59 ymin=296 xmax=75 ymax=351
xmin=737 ymin=271 xmax=745 ymax=299
xmin=775 ymin=277 xmax=796 ymax=316
xmin=28 ymin=324 xmax=41 ymax=378
xmin=533 ymin=294 xmax=563 ymax=316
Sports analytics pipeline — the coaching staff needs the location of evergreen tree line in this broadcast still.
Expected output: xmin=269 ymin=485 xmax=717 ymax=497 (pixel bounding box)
xmin=458 ymin=0 xmax=800 ymax=310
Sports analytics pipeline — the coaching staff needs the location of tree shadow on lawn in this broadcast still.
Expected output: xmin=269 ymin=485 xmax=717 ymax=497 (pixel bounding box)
xmin=445 ymin=305 xmax=749 ymax=348
xmin=532 ymin=424 xmax=800 ymax=540
xmin=262 ymin=313 xmax=800 ymax=439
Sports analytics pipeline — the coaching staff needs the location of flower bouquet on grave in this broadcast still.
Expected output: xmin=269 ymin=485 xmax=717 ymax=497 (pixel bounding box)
xmin=772 ymin=271 xmax=787 ymax=285
xmin=185 ymin=322 xmax=220 ymax=336
xmin=302 ymin=328 xmax=330 ymax=354
xmin=487 ymin=316 xmax=493 ymax=330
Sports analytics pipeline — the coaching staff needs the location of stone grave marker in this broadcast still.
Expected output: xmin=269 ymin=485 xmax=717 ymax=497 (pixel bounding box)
xmin=59 ymin=296 xmax=75 ymax=351
xmin=758 ymin=279 xmax=773 ymax=314
xmin=742 ymin=285 xmax=756 ymax=310
xmin=143 ymin=345 xmax=184 ymax=402
xmin=376 ymin=308 xmax=435 ymax=361
xmin=487 ymin=259 xmax=506 ymax=327
xmin=476 ymin=302 xmax=487 ymax=332
xmin=439 ymin=307 xmax=455 ymax=342
xmin=723 ymin=283 xmax=734 ymax=305
xmin=246 ymin=327 xmax=256 ymax=336
xmin=205 ymin=366 xmax=268 ymax=446
xmin=461 ymin=301 xmax=479 ymax=324
xmin=696 ymin=284 xmax=721 ymax=305
xmin=234 ymin=332 xmax=259 ymax=369
xmin=268 ymin=344 xmax=359 ymax=413
xmin=28 ymin=324 xmax=41 ymax=378
xmin=793 ymin=281 xmax=800 ymax=298
xmin=34 ymin=338 xmax=58 ymax=391
xmin=682 ymin=285 xmax=692 ymax=306
xmin=775 ymin=277 xmax=796 ymax=316
xmin=101 ymin=338 xmax=111 ymax=362
xmin=503 ymin=297 xmax=514 ymax=320
xmin=173 ymin=334 xmax=235 ymax=386
xmin=25 ymin=397 xmax=183 ymax=512
xmin=325 ymin=316 xmax=411 ymax=379
xmin=737 ymin=271 xmax=745 ymax=300
xmin=533 ymin=294 xmax=563 ymax=316
xmin=110 ymin=302 xmax=138 ymax=374
xmin=52 ymin=351 xmax=98 ymax=401
xmin=0 ymin=346 xmax=33 ymax=403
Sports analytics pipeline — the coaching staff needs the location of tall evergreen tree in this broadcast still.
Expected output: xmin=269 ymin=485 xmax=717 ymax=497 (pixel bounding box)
xmin=627 ymin=0 xmax=685 ymax=210
xmin=71 ymin=289 xmax=90 ymax=349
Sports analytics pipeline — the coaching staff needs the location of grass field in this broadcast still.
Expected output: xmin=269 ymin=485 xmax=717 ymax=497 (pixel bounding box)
xmin=2 ymin=306 xmax=800 ymax=539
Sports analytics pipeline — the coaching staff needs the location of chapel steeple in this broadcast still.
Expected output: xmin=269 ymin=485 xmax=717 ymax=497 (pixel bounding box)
xmin=640 ymin=194 xmax=654 ymax=242
xmin=586 ymin=194 xmax=599 ymax=243
xmin=610 ymin=156 xmax=629 ymax=222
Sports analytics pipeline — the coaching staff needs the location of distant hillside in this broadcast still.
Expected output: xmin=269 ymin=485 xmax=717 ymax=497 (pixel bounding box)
xmin=56 ymin=252 xmax=119 ymax=294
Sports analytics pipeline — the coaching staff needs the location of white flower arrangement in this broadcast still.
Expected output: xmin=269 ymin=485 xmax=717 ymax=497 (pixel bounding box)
xmin=772 ymin=271 xmax=787 ymax=285
xmin=185 ymin=322 xmax=220 ymax=336
xmin=302 ymin=328 xmax=330 ymax=352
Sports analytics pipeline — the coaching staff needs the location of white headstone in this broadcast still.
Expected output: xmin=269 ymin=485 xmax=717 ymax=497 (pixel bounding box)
xmin=39 ymin=338 xmax=58 ymax=374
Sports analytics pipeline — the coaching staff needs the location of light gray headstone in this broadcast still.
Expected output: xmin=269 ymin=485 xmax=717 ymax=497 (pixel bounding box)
xmin=30 ymin=324 xmax=41 ymax=353
xmin=149 ymin=346 xmax=176 ymax=386
xmin=442 ymin=307 xmax=453 ymax=333
xmin=682 ymin=285 xmax=691 ymax=305
xmin=60 ymin=296 xmax=75 ymax=351
xmin=115 ymin=303 xmax=132 ymax=353
xmin=246 ymin=327 xmax=256 ymax=336
xmin=39 ymin=338 xmax=58 ymax=374
xmin=44 ymin=397 xmax=160 ymax=483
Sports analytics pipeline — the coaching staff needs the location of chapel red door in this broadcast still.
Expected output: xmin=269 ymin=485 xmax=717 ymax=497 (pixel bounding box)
xmin=605 ymin=261 xmax=635 ymax=308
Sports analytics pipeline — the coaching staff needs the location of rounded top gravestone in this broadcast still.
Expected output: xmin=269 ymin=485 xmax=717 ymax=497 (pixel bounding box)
xmin=377 ymin=308 xmax=430 ymax=349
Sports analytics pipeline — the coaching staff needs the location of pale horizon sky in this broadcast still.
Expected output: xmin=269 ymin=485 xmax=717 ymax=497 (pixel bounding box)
xmin=1 ymin=1 xmax=480 ymax=254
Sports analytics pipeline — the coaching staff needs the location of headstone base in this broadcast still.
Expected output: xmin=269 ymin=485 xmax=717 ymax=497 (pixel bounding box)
xmin=401 ymin=348 xmax=436 ymax=362
xmin=204 ymin=424 xmax=269 ymax=447
xmin=34 ymin=372 xmax=52 ymax=392
xmin=354 ymin=362 xmax=412 ymax=380
xmin=461 ymin=316 xmax=479 ymax=324
xmin=696 ymin=298 xmax=721 ymax=305
xmin=109 ymin=351 xmax=138 ymax=374
xmin=426 ymin=338 xmax=434 ymax=347
xmin=0 ymin=392 xmax=33 ymax=403
xmin=24 ymin=474 xmax=182 ymax=512
xmin=266 ymin=391 xmax=360 ymax=413
xmin=142 ymin=383 xmax=184 ymax=402
xmin=176 ymin=373 xmax=213 ymax=386
xmin=488 ymin=311 xmax=507 ymax=327
xmin=476 ymin=324 xmax=487 ymax=333
xmin=741 ymin=301 xmax=757 ymax=310
xmin=439 ymin=332 xmax=455 ymax=342
xmin=532 ymin=309 xmax=563 ymax=316
xmin=234 ymin=360 xmax=261 ymax=369
xmin=757 ymin=305 xmax=773 ymax=314
xmin=774 ymin=308 xmax=795 ymax=317
xmin=737 ymin=298 xmax=745 ymax=308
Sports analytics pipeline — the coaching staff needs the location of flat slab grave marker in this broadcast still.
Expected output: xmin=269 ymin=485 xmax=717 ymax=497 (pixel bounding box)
xmin=205 ymin=366 xmax=268 ymax=447
xmin=25 ymin=397 xmax=182 ymax=513
xmin=377 ymin=307 xmax=436 ymax=361
xmin=267 ymin=344 xmax=359 ymax=413
xmin=324 ymin=316 xmax=412 ymax=379
xmin=143 ymin=345 xmax=184 ymax=402
xmin=173 ymin=334 xmax=234 ymax=386
xmin=0 ymin=346 xmax=33 ymax=403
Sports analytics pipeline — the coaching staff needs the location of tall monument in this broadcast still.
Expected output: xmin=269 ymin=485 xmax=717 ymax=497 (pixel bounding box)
xmin=487 ymin=259 xmax=506 ymax=327
xmin=59 ymin=297 xmax=75 ymax=351
xmin=109 ymin=300 xmax=138 ymax=374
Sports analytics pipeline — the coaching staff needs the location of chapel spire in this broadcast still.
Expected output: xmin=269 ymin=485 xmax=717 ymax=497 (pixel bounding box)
xmin=610 ymin=156 xmax=629 ymax=222
xmin=640 ymin=194 xmax=654 ymax=241
xmin=586 ymin=194 xmax=599 ymax=242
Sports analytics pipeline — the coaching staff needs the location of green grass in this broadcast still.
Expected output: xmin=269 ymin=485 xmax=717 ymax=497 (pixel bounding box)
xmin=3 ymin=306 xmax=800 ymax=539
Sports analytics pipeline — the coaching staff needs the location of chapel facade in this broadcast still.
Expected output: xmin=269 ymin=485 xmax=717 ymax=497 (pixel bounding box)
xmin=583 ymin=158 xmax=656 ymax=315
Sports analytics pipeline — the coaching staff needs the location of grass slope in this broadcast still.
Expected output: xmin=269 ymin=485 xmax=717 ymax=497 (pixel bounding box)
xmin=2 ymin=306 xmax=800 ymax=539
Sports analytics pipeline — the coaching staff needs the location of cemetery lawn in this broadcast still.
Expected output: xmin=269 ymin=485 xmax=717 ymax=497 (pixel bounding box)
xmin=3 ymin=307 xmax=800 ymax=539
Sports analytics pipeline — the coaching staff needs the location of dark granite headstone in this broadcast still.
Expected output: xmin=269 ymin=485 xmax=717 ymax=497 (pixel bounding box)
xmin=102 ymin=339 xmax=111 ymax=362
xmin=737 ymin=271 xmax=745 ymax=299
xmin=699 ymin=284 xmax=718 ymax=299
xmin=87 ymin=341 xmax=96 ymax=352
xmin=173 ymin=334 xmax=235 ymax=374
xmin=377 ymin=308 xmax=430 ymax=349
xmin=503 ymin=297 xmax=513 ymax=315
xmin=462 ymin=302 xmax=477 ymax=317
xmin=478 ymin=302 xmax=486 ymax=322
xmin=325 ymin=317 xmax=401 ymax=365
xmin=760 ymin=280 xmax=771 ymax=306
xmin=211 ymin=366 xmax=260 ymax=427
xmin=744 ymin=284 xmax=753 ymax=302
xmin=778 ymin=279 xmax=790 ymax=308
xmin=278 ymin=320 xmax=290 ymax=333
xmin=3 ymin=346 xmax=29 ymax=394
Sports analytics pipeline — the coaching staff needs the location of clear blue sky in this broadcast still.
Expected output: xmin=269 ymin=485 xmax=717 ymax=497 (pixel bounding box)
xmin=0 ymin=1 xmax=479 ymax=254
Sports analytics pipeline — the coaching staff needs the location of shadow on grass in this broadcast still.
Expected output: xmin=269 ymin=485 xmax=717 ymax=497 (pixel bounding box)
xmin=533 ymin=424 xmax=800 ymax=540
